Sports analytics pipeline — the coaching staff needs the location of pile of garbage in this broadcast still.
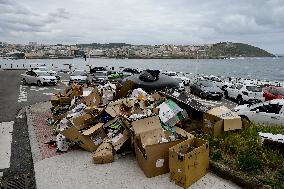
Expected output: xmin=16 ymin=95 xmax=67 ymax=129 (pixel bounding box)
xmin=48 ymin=82 xmax=243 ymax=188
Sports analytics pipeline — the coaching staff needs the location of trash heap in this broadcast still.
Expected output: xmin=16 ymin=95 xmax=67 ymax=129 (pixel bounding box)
xmin=49 ymin=82 xmax=243 ymax=188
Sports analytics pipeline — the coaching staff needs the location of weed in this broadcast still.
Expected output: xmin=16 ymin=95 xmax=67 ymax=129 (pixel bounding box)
xmin=237 ymin=150 xmax=262 ymax=172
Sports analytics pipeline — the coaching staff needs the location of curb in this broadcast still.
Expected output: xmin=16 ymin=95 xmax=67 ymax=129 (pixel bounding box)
xmin=209 ymin=160 xmax=267 ymax=189
xmin=26 ymin=105 xmax=43 ymax=164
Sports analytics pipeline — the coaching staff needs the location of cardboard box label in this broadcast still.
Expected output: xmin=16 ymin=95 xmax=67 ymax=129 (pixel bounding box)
xmin=156 ymin=159 xmax=164 ymax=168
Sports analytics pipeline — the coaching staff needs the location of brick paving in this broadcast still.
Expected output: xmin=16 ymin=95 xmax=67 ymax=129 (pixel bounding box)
xmin=31 ymin=112 xmax=63 ymax=160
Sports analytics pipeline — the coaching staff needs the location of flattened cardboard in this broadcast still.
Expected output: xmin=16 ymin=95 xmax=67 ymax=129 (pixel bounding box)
xmin=84 ymin=88 xmax=102 ymax=107
xmin=82 ymin=123 xmax=104 ymax=135
xmin=72 ymin=114 xmax=94 ymax=130
xmin=131 ymin=116 xmax=161 ymax=135
xmin=105 ymin=104 xmax=121 ymax=118
xmin=93 ymin=142 xmax=113 ymax=164
xmin=169 ymin=138 xmax=209 ymax=188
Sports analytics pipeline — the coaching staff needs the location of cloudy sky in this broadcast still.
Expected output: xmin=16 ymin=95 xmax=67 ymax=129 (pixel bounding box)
xmin=0 ymin=0 xmax=284 ymax=54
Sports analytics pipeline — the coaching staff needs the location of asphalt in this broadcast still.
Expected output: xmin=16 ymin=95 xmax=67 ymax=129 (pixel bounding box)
xmin=0 ymin=70 xmax=67 ymax=189
xmin=0 ymin=70 xmax=238 ymax=189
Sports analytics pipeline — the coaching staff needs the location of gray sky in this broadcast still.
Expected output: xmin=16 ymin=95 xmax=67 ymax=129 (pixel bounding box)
xmin=0 ymin=0 xmax=284 ymax=54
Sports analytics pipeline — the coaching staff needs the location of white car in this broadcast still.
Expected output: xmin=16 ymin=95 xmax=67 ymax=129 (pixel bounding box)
xmin=204 ymin=75 xmax=233 ymax=90
xmin=234 ymin=99 xmax=284 ymax=126
xmin=69 ymin=70 xmax=88 ymax=85
xmin=22 ymin=70 xmax=58 ymax=86
xmin=30 ymin=66 xmax=60 ymax=81
xmin=163 ymin=71 xmax=190 ymax=86
xmin=225 ymin=84 xmax=265 ymax=104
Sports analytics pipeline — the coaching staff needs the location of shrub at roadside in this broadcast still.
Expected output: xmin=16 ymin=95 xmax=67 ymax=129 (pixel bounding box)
xmin=203 ymin=122 xmax=284 ymax=188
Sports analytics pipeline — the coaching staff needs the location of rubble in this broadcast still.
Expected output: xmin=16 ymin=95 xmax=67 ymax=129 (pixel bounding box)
xmin=48 ymin=82 xmax=244 ymax=188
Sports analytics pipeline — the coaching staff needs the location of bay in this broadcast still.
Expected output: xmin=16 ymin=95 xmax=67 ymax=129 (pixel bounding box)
xmin=1 ymin=57 xmax=284 ymax=81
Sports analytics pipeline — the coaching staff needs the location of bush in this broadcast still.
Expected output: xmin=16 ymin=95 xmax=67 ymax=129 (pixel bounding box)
xmin=211 ymin=150 xmax=222 ymax=161
xmin=237 ymin=150 xmax=262 ymax=172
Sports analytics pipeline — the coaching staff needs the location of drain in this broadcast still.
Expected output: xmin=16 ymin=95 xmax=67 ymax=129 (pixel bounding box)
xmin=2 ymin=174 xmax=30 ymax=189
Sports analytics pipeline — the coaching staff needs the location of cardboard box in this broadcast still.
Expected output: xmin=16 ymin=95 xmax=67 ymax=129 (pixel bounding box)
xmin=84 ymin=88 xmax=102 ymax=107
xmin=51 ymin=96 xmax=71 ymax=106
xmin=203 ymin=106 xmax=242 ymax=137
xmin=93 ymin=141 xmax=113 ymax=164
xmin=72 ymin=114 xmax=95 ymax=130
xmin=133 ymin=124 xmax=192 ymax=177
xmin=52 ymin=112 xmax=68 ymax=121
xmin=131 ymin=115 xmax=161 ymax=135
xmin=103 ymin=117 xmax=131 ymax=151
xmin=169 ymin=138 xmax=209 ymax=188
xmin=60 ymin=123 xmax=106 ymax=152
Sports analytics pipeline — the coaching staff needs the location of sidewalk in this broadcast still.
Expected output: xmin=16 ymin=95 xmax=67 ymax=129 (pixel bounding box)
xmin=26 ymin=102 xmax=240 ymax=189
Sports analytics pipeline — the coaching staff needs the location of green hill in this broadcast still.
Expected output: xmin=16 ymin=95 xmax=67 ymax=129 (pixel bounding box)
xmin=208 ymin=42 xmax=275 ymax=58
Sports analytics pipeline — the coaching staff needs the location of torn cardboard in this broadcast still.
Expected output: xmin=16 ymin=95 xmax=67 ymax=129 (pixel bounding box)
xmin=85 ymin=88 xmax=102 ymax=107
xmin=60 ymin=123 xmax=106 ymax=152
xmin=93 ymin=141 xmax=113 ymax=164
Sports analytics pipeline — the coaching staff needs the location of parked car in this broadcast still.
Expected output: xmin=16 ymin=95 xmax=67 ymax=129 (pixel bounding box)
xmin=22 ymin=70 xmax=58 ymax=86
xmin=29 ymin=66 xmax=60 ymax=80
xmin=69 ymin=70 xmax=88 ymax=85
xmin=234 ymin=99 xmax=284 ymax=126
xmin=225 ymin=84 xmax=264 ymax=104
xmin=121 ymin=68 xmax=140 ymax=75
xmin=263 ymin=86 xmax=284 ymax=101
xmin=90 ymin=67 xmax=110 ymax=74
xmin=190 ymin=80 xmax=223 ymax=100
xmin=204 ymin=75 xmax=233 ymax=90
xmin=163 ymin=71 xmax=190 ymax=86
xmin=92 ymin=71 xmax=109 ymax=84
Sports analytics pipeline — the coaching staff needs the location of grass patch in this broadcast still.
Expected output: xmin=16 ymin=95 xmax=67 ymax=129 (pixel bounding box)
xmin=203 ymin=122 xmax=284 ymax=188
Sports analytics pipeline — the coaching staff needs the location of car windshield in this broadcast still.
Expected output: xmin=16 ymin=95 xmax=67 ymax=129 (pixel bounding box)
xmin=246 ymin=86 xmax=262 ymax=92
xmin=36 ymin=72 xmax=51 ymax=76
xmin=279 ymin=88 xmax=284 ymax=95
xmin=94 ymin=72 xmax=107 ymax=76
xmin=72 ymin=71 xmax=87 ymax=76
xmin=165 ymin=72 xmax=176 ymax=76
xmin=211 ymin=77 xmax=221 ymax=82
xmin=199 ymin=81 xmax=213 ymax=87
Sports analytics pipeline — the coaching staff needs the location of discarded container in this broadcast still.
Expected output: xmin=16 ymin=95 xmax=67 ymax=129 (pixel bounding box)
xmin=203 ymin=106 xmax=242 ymax=137
xmin=169 ymin=138 xmax=209 ymax=188
xmin=56 ymin=134 xmax=69 ymax=152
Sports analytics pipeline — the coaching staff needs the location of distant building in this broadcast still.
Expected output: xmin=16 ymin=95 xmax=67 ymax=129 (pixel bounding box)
xmin=29 ymin=42 xmax=37 ymax=46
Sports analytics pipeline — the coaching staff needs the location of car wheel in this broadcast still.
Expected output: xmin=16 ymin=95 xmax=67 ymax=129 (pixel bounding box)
xmin=22 ymin=79 xmax=27 ymax=85
xmin=224 ymin=91 xmax=229 ymax=99
xmin=237 ymin=95 xmax=243 ymax=105
xmin=200 ymin=92 xmax=205 ymax=99
xmin=37 ymin=80 xmax=42 ymax=86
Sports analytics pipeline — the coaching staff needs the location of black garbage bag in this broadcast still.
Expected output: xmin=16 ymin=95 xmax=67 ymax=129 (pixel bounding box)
xmin=139 ymin=69 xmax=160 ymax=82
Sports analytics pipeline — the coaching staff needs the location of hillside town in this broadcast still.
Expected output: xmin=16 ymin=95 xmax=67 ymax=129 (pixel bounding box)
xmin=0 ymin=42 xmax=211 ymax=59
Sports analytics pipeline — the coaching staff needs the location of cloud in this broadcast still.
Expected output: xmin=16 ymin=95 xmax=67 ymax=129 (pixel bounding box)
xmin=0 ymin=0 xmax=283 ymax=53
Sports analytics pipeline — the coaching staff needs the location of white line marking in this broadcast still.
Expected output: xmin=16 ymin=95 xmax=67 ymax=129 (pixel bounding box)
xmin=0 ymin=121 xmax=14 ymax=169
xmin=43 ymin=93 xmax=55 ymax=96
xmin=18 ymin=85 xmax=28 ymax=102
xmin=53 ymin=88 xmax=62 ymax=91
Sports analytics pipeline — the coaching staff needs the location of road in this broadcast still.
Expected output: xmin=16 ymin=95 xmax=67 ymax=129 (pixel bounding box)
xmin=0 ymin=70 xmax=238 ymax=188
xmin=0 ymin=70 xmax=68 ymax=188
